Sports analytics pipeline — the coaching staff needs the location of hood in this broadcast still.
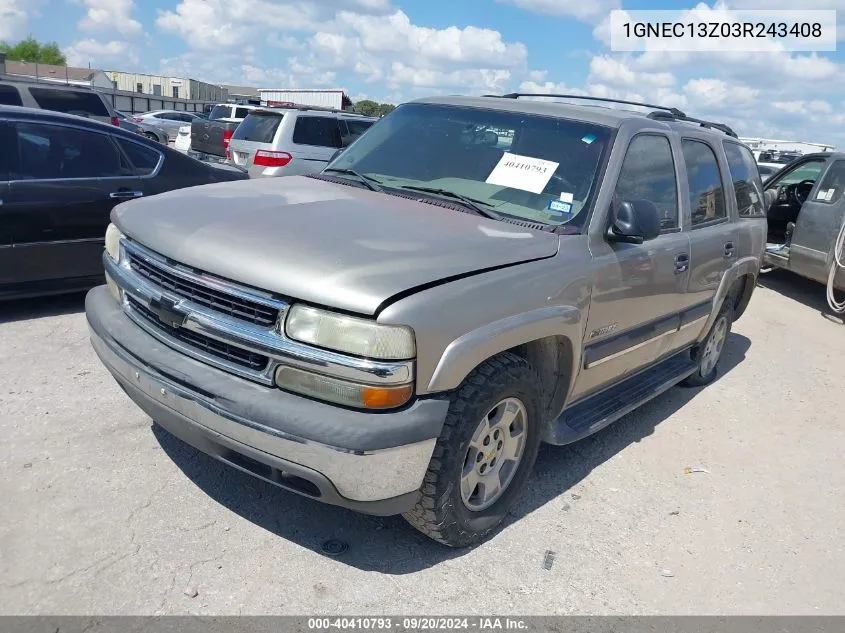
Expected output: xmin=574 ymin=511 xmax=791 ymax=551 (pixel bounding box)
xmin=112 ymin=176 xmax=559 ymax=315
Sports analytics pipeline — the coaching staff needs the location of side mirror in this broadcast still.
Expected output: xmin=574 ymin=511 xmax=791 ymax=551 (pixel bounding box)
xmin=607 ymin=199 xmax=662 ymax=245
xmin=340 ymin=134 xmax=357 ymax=148
xmin=329 ymin=147 xmax=345 ymax=163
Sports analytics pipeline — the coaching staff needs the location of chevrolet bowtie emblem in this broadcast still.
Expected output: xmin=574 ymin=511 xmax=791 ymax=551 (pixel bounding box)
xmin=148 ymin=296 xmax=187 ymax=329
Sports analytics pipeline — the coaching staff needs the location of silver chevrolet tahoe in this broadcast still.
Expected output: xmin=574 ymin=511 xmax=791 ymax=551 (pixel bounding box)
xmin=86 ymin=94 xmax=767 ymax=547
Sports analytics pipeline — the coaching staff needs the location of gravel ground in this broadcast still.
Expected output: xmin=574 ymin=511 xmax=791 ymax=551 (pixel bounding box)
xmin=0 ymin=270 xmax=843 ymax=615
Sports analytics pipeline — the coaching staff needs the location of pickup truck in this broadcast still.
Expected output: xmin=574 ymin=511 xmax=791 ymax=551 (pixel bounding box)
xmin=86 ymin=94 xmax=767 ymax=547
xmin=188 ymin=103 xmax=259 ymax=163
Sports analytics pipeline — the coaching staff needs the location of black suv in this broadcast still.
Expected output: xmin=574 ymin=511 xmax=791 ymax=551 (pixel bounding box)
xmin=0 ymin=77 xmax=119 ymax=127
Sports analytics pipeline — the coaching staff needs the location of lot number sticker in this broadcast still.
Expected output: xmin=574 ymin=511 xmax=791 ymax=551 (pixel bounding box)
xmin=485 ymin=152 xmax=559 ymax=194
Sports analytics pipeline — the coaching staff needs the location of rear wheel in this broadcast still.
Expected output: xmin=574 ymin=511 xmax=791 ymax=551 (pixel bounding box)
xmin=681 ymin=301 xmax=732 ymax=387
xmin=403 ymin=352 xmax=542 ymax=547
xmin=144 ymin=131 xmax=159 ymax=142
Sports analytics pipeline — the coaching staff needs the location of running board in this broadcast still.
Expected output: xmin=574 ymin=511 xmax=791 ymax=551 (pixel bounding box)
xmin=546 ymin=351 xmax=697 ymax=446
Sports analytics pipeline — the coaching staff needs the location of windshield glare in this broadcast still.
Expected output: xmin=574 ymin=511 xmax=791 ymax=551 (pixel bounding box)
xmin=326 ymin=103 xmax=612 ymax=227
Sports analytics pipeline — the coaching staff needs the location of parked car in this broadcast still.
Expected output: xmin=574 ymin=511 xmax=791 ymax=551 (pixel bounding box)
xmin=115 ymin=111 xmax=169 ymax=144
xmin=0 ymin=105 xmax=249 ymax=300
xmin=0 ymin=77 xmax=118 ymax=126
xmin=756 ymin=164 xmax=781 ymax=180
xmin=85 ymin=94 xmax=766 ymax=547
xmin=228 ymin=107 xmax=377 ymax=177
xmin=133 ymin=110 xmax=199 ymax=142
xmin=761 ymin=152 xmax=845 ymax=294
xmin=188 ymin=103 xmax=260 ymax=163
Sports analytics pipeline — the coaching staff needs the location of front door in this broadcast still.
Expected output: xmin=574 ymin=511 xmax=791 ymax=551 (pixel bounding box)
xmin=5 ymin=119 xmax=146 ymax=288
xmin=789 ymin=158 xmax=845 ymax=285
xmin=572 ymin=132 xmax=691 ymax=401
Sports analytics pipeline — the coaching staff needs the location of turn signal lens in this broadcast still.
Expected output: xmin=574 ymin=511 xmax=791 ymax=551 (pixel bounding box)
xmin=274 ymin=366 xmax=413 ymax=410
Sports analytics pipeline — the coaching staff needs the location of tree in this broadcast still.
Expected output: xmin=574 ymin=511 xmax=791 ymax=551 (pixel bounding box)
xmin=352 ymin=99 xmax=397 ymax=118
xmin=0 ymin=36 xmax=67 ymax=65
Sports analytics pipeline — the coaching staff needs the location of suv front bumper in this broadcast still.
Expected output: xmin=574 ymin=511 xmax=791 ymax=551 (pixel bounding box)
xmin=86 ymin=286 xmax=449 ymax=515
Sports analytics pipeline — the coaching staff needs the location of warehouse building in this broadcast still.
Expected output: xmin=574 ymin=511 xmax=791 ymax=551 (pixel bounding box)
xmin=1 ymin=60 xmax=115 ymax=90
xmin=258 ymin=88 xmax=353 ymax=110
xmin=220 ymin=84 xmax=261 ymax=105
xmin=105 ymin=70 xmax=227 ymax=102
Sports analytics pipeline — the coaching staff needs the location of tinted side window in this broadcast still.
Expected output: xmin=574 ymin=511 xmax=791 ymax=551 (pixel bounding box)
xmin=814 ymin=160 xmax=845 ymax=205
xmin=724 ymin=142 xmax=765 ymax=217
xmin=682 ymin=140 xmax=727 ymax=226
xmin=614 ymin=134 xmax=679 ymax=230
xmin=28 ymin=88 xmax=109 ymax=117
xmin=235 ymin=107 xmax=252 ymax=119
xmin=345 ymin=120 xmax=374 ymax=136
xmin=232 ymin=114 xmax=283 ymax=142
xmin=293 ymin=117 xmax=341 ymax=148
xmin=0 ymin=84 xmax=23 ymax=106
xmin=116 ymin=138 xmax=161 ymax=176
xmin=13 ymin=123 xmax=124 ymax=180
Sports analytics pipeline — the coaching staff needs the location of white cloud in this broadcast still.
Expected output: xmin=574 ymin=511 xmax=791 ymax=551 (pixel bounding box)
xmin=683 ymin=78 xmax=758 ymax=108
xmin=63 ymin=38 xmax=139 ymax=67
xmin=497 ymin=0 xmax=620 ymax=23
xmin=77 ymin=0 xmax=142 ymax=38
xmin=155 ymin=0 xmax=526 ymax=94
xmin=0 ymin=0 xmax=46 ymax=41
xmin=772 ymin=100 xmax=835 ymax=116
xmin=589 ymin=55 xmax=676 ymax=88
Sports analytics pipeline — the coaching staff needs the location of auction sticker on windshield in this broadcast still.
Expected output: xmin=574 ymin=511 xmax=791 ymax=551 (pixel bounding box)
xmin=485 ymin=152 xmax=559 ymax=194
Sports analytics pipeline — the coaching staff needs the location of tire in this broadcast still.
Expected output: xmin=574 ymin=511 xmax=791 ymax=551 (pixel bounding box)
xmin=144 ymin=132 xmax=159 ymax=143
xmin=403 ymin=352 xmax=542 ymax=547
xmin=680 ymin=300 xmax=733 ymax=388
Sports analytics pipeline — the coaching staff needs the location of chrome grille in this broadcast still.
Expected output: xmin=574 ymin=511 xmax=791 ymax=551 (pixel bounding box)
xmin=127 ymin=250 xmax=280 ymax=327
xmin=128 ymin=297 xmax=269 ymax=371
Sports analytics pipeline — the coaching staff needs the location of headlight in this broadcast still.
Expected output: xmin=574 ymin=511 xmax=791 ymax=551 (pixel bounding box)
xmin=105 ymin=223 xmax=123 ymax=261
xmin=284 ymin=305 xmax=415 ymax=360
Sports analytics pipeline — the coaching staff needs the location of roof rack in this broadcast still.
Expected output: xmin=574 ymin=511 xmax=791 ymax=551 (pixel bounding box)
xmin=496 ymin=93 xmax=685 ymax=118
xmin=257 ymin=104 xmax=370 ymax=116
xmin=491 ymin=92 xmax=737 ymax=138
xmin=646 ymin=110 xmax=737 ymax=138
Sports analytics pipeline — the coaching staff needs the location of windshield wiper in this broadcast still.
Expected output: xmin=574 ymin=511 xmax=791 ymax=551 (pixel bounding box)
xmin=322 ymin=168 xmax=384 ymax=192
xmin=397 ymin=186 xmax=503 ymax=220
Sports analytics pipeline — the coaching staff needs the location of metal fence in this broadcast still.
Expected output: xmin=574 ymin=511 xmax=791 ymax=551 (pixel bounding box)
xmin=97 ymin=87 xmax=218 ymax=114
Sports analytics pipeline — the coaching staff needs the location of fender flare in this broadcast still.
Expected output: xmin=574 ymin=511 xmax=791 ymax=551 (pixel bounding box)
xmin=700 ymin=255 xmax=759 ymax=337
xmin=425 ymin=305 xmax=582 ymax=394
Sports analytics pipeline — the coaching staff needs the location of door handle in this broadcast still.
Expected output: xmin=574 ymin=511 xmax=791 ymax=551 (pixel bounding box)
xmin=109 ymin=190 xmax=144 ymax=199
xmin=674 ymin=253 xmax=689 ymax=274
xmin=724 ymin=241 xmax=735 ymax=258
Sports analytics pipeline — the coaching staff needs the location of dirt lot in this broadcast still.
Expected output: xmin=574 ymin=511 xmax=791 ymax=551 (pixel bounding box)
xmin=1 ymin=270 xmax=843 ymax=615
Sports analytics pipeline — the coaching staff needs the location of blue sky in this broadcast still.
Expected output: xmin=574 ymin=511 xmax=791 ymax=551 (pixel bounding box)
xmin=3 ymin=0 xmax=845 ymax=145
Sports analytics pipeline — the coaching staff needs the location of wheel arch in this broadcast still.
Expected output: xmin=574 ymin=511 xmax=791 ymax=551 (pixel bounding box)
xmin=424 ymin=306 xmax=582 ymax=422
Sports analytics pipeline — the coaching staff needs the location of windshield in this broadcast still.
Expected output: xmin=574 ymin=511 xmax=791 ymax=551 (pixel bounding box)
xmin=326 ymin=103 xmax=612 ymax=227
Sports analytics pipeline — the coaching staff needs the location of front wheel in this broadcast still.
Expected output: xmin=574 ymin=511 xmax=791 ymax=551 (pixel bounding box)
xmin=681 ymin=301 xmax=732 ymax=387
xmin=403 ymin=352 xmax=542 ymax=547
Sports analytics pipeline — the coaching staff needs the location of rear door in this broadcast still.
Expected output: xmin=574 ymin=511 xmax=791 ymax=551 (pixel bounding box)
xmin=573 ymin=132 xmax=691 ymax=400
xmin=671 ymin=138 xmax=737 ymax=349
xmin=288 ymin=115 xmax=343 ymax=175
xmin=5 ymin=120 xmax=155 ymax=286
xmin=789 ymin=158 xmax=845 ymax=284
